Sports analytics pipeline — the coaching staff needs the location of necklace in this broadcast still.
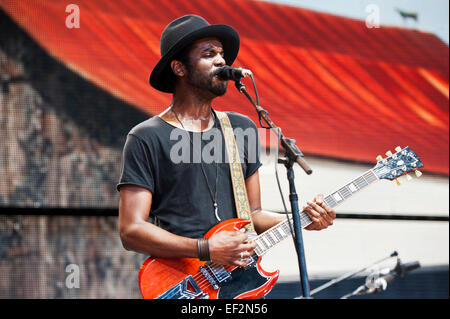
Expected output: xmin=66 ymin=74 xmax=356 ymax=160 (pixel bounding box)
xmin=171 ymin=107 xmax=221 ymax=222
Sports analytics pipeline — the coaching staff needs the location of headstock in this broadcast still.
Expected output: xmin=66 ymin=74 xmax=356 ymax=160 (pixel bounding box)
xmin=372 ymin=146 xmax=423 ymax=184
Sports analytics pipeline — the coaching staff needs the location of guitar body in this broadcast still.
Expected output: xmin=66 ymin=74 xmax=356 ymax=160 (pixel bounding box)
xmin=138 ymin=219 xmax=279 ymax=299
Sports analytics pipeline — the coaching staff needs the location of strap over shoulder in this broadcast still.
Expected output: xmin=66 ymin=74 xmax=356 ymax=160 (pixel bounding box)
xmin=215 ymin=110 xmax=255 ymax=232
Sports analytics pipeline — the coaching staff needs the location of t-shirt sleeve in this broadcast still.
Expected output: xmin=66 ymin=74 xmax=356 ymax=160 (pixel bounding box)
xmin=116 ymin=133 xmax=155 ymax=193
xmin=244 ymin=119 xmax=263 ymax=179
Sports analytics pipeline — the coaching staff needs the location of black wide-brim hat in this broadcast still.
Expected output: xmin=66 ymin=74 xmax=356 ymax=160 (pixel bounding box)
xmin=149 ymin=15 xmax=240 ymax=93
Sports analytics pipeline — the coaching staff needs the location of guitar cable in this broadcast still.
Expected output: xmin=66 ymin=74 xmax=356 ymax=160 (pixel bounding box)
xmin=274 ymin=127 xmax=297 ymax=243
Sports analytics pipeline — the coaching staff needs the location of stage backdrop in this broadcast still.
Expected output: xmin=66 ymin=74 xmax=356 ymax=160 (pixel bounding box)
xmin=0 ymin=0 xmax=448 ymax=210
xmin=0 ymin=9 xmax=148 ymax=209
xmin=0 ymin=0 xmax=448 ymax=300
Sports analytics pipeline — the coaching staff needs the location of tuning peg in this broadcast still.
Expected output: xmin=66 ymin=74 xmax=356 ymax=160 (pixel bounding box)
xmin=385 ymin=150 xmax=393 ymax=157
xmin=376 ymin=155 xmax=383 ymax=161
xmin=395 ymin=178 xmax=401 ymax=186
xmin=415 ymin=170 xmax=422 ymax=178
xmin=395 ymin=146 xmax=402 ymax=152
xmin=405 ymin=174 xmax=412 ymax=181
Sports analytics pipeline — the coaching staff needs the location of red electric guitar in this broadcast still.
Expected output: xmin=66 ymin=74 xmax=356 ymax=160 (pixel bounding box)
xmin=138 ymin=146 xmax=423 ymax=299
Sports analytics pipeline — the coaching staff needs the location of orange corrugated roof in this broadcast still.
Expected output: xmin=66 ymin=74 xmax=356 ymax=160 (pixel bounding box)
xmin=1 ymin=0 xmax=448 ymax=174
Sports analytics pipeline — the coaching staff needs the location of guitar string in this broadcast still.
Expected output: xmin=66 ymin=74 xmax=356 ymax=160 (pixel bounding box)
xmin=162 ymin=168 xmax=396 ymax=297
xmin=190 ymin=263 xmax=234 ymax=287
xmin=162 ymin=213 xmax=313 ymax=296
xmin=164 ymin=202 xmax=340 ymax=297
xmin=163 ymin=234 xmax=280 ymax=297
xmin=166 ymin=208 xmax=344 ymax=297
xmin=163 ymin=221 xmax=300 ymax=296
xmin=161 ymin=264 xmax=235 ymax=298
xmin=162 ymin=215 xmax=320 ymax=297
xmin=165 ymin=173 xmax=377 ymax=296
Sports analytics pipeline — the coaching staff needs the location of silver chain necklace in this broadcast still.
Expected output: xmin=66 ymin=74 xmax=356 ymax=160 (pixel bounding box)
xmin=171 ymin=107 xmax=221 ymax=221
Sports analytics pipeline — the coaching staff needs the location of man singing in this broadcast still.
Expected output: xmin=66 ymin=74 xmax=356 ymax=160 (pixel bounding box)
xmin=117 ymin=15 xmax=335 ymax=270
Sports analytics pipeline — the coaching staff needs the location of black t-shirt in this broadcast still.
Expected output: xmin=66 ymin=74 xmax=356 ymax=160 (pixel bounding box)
xmin=117 ymin=110 xmax=262 ymax=238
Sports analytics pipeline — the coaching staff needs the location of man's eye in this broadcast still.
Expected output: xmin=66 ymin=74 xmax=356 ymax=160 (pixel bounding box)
xmin=203 ymin=52 xmax=223 ymax=58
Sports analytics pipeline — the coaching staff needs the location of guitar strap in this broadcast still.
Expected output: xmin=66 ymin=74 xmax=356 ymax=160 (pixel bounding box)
xmin=215 ymin=110 xmax=255 ymax=233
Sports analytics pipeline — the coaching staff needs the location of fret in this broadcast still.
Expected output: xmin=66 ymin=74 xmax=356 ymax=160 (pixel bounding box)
xmin=277 ymin=225 xmax=286 ymax=237
xmin=347 ymin=182 xmax=358 ymax=193
xmin=363 ymin=170 xmax=378 ymax=184
xmin=281 ymin=222 xmax=291 ymax=236
xmin=261 ymin=237 xmax=271 ymax=249
xmin=255 ymin=220 xmax=293 ymax=256
xmin=256 ymin=239 xmax=264 ymax=252
xmin=268 ymin=225 xmax=284 ymax=244
xmin=355 ymin=176 xmax=368 ymax=189
xmin=300 ymin=212 xmax=312 ymax=227
xmin=255 ymin=240 xmax=266 ymax=253
xmin=271 ymin=228 xmax=282 ymax=241
xmin=331 ymin=191 xmax=343 ymax=204
xmin=277 ymin=222 xmax=291 ymax=239
xmin=324 ymin=170 xmax=378 ymax=211
xmin=265 ymin=232 xmax=276 ymax=245
xmin=324 ymin=195 xmax=337 ymax=208
xmin=273 ymin=223 xmax=287 ymax=239
xmin=338 ymin=185 xmax=352 ymax=199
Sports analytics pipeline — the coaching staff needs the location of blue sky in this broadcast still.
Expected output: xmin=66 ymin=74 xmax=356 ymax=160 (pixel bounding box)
xmin=260 ymin=0 xmax=449 ymax=44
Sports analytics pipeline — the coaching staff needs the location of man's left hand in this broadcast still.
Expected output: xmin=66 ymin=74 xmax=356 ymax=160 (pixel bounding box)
xmin=303 ymin=194 xmax=336 ymax=231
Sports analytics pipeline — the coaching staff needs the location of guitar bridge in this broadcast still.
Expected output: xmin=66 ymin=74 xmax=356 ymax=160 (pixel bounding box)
xmin=199 ymin=262 xmax=232 ymax=290
xmin=243 ymin=254 xmax=258 ymax=269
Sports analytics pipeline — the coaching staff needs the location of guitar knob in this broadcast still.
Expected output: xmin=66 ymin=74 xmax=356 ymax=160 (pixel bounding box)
xmin=385 ymin=151 xmax=393 ymax=157
xmin=406 ymin=174 xmax=412 ymax=181
xmin=395 ymin=179 xmax=401 ymax=186
xmin=376 ymin=155 xmax=383 ymax=161
xmin=415 ymin=170 xmax=422 ymax=178
xmin=395 ymin=146 xmax=402 ymax=152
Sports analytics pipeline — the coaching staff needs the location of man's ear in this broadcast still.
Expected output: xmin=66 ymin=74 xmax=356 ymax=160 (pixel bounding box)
xmin=170 ymin=60 xmax=186 ymax=77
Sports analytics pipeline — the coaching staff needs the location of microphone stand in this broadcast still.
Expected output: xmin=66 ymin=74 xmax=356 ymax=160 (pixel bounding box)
xmin=340 ymin=257 xmax=420 ymax=299
xmin=307 ymin=251 xmax=398 ymax=297
xmin=234 ymin=79 xmax=313 ymax=298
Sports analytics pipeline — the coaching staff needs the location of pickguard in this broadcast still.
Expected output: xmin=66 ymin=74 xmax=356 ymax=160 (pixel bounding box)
xmin=217 ymin=261 xmax=269 ymax=299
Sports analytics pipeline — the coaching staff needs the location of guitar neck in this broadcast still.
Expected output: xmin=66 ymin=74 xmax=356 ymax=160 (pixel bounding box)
xmin=253 ymin=169 xmax=379 ymax=256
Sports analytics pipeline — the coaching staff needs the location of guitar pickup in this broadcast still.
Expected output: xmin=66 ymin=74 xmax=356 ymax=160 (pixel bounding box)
xmin=206 ymin=263 xmax=232 ymax=283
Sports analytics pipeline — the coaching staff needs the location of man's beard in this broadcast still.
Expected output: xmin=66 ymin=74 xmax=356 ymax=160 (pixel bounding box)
xmin=186 ymin=66 xmax=228 ymax=97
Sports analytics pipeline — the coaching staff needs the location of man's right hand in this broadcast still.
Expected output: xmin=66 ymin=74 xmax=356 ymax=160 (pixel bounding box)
xmin=208 ymin=230 xmax=257 ymax=267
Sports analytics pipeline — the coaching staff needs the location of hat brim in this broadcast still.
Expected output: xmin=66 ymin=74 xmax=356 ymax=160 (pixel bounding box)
xmin=149 ymin=24 xmax=240 ymax=93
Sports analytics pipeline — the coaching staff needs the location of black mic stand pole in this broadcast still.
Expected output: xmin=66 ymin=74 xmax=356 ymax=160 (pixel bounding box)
xmin=234 ymin=79 xmax=313 ymax=298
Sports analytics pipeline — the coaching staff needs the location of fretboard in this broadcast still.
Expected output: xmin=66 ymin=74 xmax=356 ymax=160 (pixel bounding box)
xmin=253 ymin=169 xmax=379 ymax=256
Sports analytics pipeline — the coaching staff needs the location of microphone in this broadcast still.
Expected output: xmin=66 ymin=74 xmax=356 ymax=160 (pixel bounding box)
xmin=394 ymin=260 xmax=421 ymax=277
xmin=361 ymin=260 xmax=421 ymax=295
xmin=216 ymin=66 xmax=252 ymax=81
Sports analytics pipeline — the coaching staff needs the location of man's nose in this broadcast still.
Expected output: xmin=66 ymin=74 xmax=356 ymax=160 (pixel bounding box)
xmin=214 ymin=53 xmax=226 ymax=66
